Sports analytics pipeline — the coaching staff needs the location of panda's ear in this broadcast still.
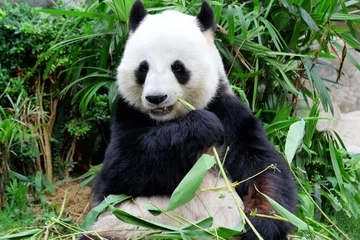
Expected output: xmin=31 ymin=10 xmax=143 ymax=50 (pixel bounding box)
xmin=129 ymin=0 xmax=147 ymax=32
xmin=196 ymin=1 xmax=216 ymax=32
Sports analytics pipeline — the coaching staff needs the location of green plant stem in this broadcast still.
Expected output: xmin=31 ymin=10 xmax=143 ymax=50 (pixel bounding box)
xmin=312 ymin=230 xmax=333 ymax=240
xmin=57 ymin=189 xmax=68 ymax=220
xmin=212 ymin=147 xmax=263 ymax=240
xmin=177 ymin=98 xmax=195 ymax=111
xmin=215 ymin=146 xmax=230 ymax=187
xmin=253 ymin=213 xmax=289 ymax=222
xmin=200 ymin=182 xmax=238 ymax=192
xmin=234 ymin=164 xmax=277 ymax=186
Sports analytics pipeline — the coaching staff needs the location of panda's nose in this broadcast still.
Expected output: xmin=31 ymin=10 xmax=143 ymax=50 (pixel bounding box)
xmin=145 ymin=95 xmax=168 ymax=104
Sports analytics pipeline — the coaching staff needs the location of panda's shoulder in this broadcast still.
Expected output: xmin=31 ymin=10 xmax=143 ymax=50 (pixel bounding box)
xmin=207 ymin=82 xmax=252 ymax=118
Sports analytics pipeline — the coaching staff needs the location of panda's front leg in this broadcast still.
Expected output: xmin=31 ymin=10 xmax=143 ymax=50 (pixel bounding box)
xmin=92 ymin=109 xmax=225 ymax=203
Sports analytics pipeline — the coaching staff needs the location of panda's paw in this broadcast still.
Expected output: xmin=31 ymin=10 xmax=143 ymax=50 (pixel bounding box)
xmin=187 ymin=109 xmax=225 ymax=146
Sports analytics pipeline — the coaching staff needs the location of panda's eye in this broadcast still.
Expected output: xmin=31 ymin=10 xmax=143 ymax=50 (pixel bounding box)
xmin=138 ymin=61 xmax=149 ymax=72
xmin=135 ymin=61 xmax=149 ymax=84
xmin=171 ymin=61 xmax=184 ymax=72
xmin=171 ymin=60 xmax=190 ymax=84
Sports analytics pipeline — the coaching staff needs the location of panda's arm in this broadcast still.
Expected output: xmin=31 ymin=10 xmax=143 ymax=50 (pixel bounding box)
xmin=208 ymin=93 xmax=297 ymax=240
xmin=92 ymin=100 xmax=224 ymax=203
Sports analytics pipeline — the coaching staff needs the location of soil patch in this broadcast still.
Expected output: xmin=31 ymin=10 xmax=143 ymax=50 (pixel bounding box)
xmin=46 ymin=181 xmax=91 ymax=224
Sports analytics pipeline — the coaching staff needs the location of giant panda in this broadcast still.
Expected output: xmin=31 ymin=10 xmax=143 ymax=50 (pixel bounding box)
xmin=81 ymin=1 xmax=297 ymax=239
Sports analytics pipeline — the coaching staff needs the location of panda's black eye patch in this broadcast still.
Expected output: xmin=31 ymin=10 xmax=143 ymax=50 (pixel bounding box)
xmin=135 ymin=61 xmax=149 ymax=84
xmin=171 ymin=60 xmax=190 ymax=84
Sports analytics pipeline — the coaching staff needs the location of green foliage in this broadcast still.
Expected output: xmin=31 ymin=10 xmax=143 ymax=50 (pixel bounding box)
xmin=0 ymin=2 xmax=111 ymax=178
xmin=4 ymin=178 xmax=27 ymax=211
xmin=0 ymin=206 xmax=37 ymax=233
xmin=0 ymin=0 xmax=359 ymax=239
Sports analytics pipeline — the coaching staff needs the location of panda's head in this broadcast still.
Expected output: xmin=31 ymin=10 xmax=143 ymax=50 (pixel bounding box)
xmin=117 ymin=1 xmax=226 ymax=121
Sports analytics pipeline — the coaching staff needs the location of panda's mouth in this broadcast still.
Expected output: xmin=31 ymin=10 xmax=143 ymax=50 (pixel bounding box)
xmin=151 ymin=105 xmax=173 ymax=115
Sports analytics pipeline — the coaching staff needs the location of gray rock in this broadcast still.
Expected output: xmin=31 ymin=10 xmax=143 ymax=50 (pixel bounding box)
xmin=297 ymin=47 xmax=360 ymax=153
xmin=317 ymin=48 xmax=360 ymax=113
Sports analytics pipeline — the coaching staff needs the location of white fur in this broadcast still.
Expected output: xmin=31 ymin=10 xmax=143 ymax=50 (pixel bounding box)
xmin=91 ymin=171 xmax=244 ymax=239
xmin=96 ymin=8 xmax=245 ymax=240
xmin=117 ymin=10 xmax=228 ymax=121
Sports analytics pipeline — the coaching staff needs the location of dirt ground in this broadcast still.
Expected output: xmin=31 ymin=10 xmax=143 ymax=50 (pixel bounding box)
xmin=46 ymin=181 xmax=92 ymax=224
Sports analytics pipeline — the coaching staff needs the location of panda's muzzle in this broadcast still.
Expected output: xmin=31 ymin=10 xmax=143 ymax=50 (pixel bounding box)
xmin=151 ymin=105 xmax=173 ymax=114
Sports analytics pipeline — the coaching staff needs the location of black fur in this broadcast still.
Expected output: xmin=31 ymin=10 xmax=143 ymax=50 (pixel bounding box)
xmin=92 ymin=97 xmax=225 ymax=201
xmin=135 ymin=60 xmax=149 ymax=84
xmin=207 ymin=84 xmax=297 ymax=239
xmin=129 ymin=0 xmax=147 ymax=32
xmin=171 ymin=60 xmax=191 ymax=84
xmin=92 ymin=84 xmax=296 ymax=240
xmin=196 ymin=1 xmax=216 ymax=32
xmin=90 ymin=1 xmax=297 ymax=239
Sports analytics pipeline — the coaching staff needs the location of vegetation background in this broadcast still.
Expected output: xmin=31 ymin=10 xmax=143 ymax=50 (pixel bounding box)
xmin=0 ymin=0 xmax=359 ymax=239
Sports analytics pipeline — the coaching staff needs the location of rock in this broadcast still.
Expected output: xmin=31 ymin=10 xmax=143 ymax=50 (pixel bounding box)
xmin=317 ymin=48 xmax=360 ymax=113
xmin=333 ymin=111 xmax=360 ymax=154
xmin=297 ymin=47 xmax=360 ymax=153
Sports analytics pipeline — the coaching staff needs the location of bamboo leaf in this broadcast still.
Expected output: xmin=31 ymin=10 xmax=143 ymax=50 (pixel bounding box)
xmin=37 ymin=9 xmax=116 ymax=20
xmin=328 ymin=136 xmax=345 ymax=194
xmin=285 ymin=119 xmax=305 ymax=164
xmin=181 ymin=217 xmax=213 ymax=230
xmin=0 ymin=229 xmax=42 ymax=239
xmin=81 ymin=194 xmax=131 ymax=230
xmin=111 ymin=207 xmax=178 ymax=231
xmin=256 ymin=187 xmax=311 ymax=231
xmin=297 ymin=5 xmax=320 ymax=33
xmin=216 ymin=226 xmax=242 ymax=239
xmin=227 ymin=5 xmax=235 ymax=45
xmin=167 ymin=154 xmax=216 ymax=211
xmin=232 ymin=70 xmax=263 ymax=79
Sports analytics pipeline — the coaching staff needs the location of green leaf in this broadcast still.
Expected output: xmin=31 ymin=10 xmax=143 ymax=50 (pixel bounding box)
xmin=179 ymin=231 xmax=192 ymax=240
xmin=285 ymin=119 xmax=305 ymax=164
xmin=37 ymin=9 xmax=116 ymax=20
xmin=232 ymin=70 xmax=263 ymax=79
xmin=42 ymin=172 xmax=56 ymax=195
xmin=34 ymin=171 xmax=42 ymax=193
xmin=265 ymin=119 xmax=298 ymax=134
xmin=272 ymin=105 xmax=292 ymax=123
xmin=256 ymin=188 xmax=311 ymax=231
xmin=312 ymin=13 xmax=360 ymax=21
xmin=304 ymin=60 xmax=334 ymax=114
xmin=227 ymin=5 xmax=235 ymax=45
xmin=81 ymin=194 xmax=131 ymax=230
xmin=328 ymin=136 xmax=345 ymax=193
xmin=181 ymin=217 xmax=213 ymax=230
xmin=298 ymin=192 xmax=314 ymax=219
xmin=167 ymin=154 xmax=216 ymax=211
xmin=297 ymin=5 xmax=320 ymax=33
xmin=216 ymin=226 xmax=242 ymax=239
xmin=0 ymin=229 xmax=42 ymax=239
xmin=110 ymin=207 xmax=178 ymax=231
xmin=234 ymin=5 xmax=248 ymax=40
